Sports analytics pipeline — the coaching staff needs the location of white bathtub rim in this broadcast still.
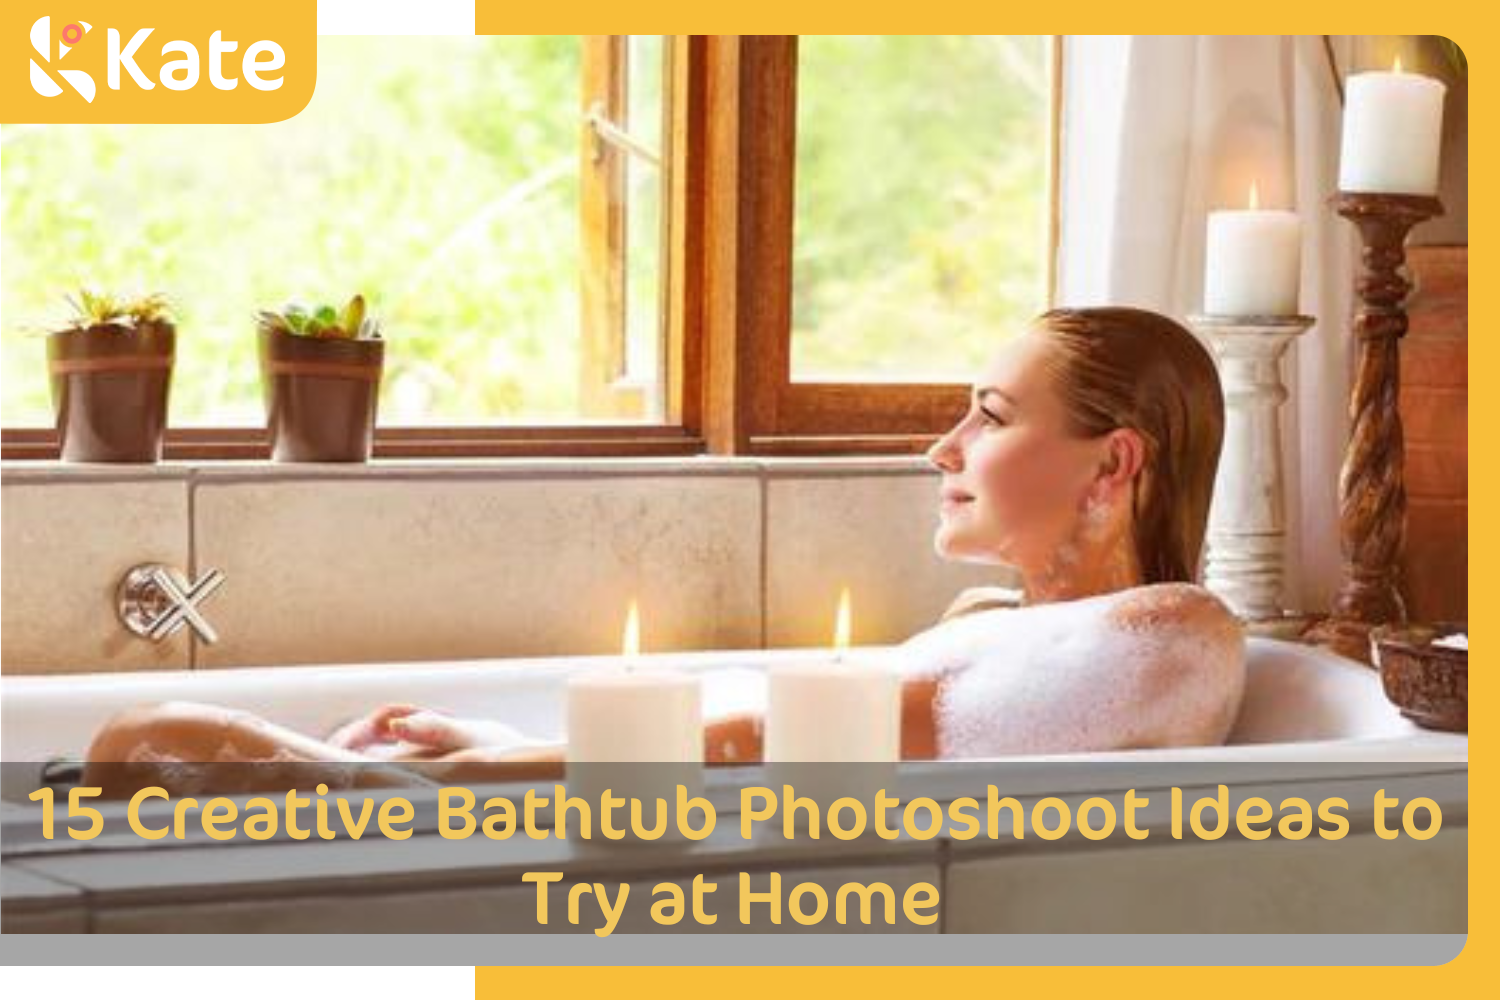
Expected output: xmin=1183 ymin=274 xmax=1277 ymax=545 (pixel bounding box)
xmin=1 ymin=640 xmax=1464 ymax=765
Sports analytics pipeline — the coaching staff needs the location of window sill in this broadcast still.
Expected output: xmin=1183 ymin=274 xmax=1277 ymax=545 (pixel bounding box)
xmin=0 ymin=453 xmax=938 ymax=485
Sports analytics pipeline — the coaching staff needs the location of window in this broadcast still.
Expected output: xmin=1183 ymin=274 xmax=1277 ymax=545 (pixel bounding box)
xmin=695 ymin=36 xmax=1058 ymax=454
xmin=2 ymin=35 xmax=686 ymax=457
xmin=2 ymin=35 xmax=1057 ymax=459
xmin=792 ymin=36 xmax=1053 ymax=383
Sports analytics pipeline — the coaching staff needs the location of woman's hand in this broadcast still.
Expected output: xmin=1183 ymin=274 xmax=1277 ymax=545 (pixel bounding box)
xmin=325 ymin=704 xmax=425 ymax=752
xmin=326 ymin=705 xmax=520 ymax=759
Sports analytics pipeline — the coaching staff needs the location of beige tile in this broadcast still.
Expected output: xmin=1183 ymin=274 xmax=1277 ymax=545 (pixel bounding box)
xmin=2 ymin=863 xmax=88 ymax=933
xmin=194 ymin=473 xmax=762 ymax=667
xmin=946 ymin=828 xmax=1468 ymax=934
xmin=96 ymin=884 xmax=536 ymax=934
xmin=766 ymin=474 xmax=1009 ymax=647
xmin=0 ymin=907 xmax=87 ymax=934
xmin=1 ymin=478 xmax=190 ymax=674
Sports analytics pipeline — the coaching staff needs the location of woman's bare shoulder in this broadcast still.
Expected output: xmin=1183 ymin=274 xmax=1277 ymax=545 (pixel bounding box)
xmin=1101 ymin=584 xmax=1246 ymax=745
xmin=1104 ymin=583 xmax=1241 ymax=639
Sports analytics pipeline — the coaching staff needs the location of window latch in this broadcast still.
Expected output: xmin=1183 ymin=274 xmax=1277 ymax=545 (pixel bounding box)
xmin=584 ymin=100 xmax=661 ymax=168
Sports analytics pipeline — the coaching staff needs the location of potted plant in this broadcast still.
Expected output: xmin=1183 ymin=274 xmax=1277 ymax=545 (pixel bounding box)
xmin=257 ymin=295 xmax=384 ymax=462
xmin=47 ymin=291 xmax=175 ymax=463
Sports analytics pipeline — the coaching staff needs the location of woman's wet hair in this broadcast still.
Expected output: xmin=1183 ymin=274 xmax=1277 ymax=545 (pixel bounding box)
xmin=1034 ymin=306 xmax=1225 ymax=585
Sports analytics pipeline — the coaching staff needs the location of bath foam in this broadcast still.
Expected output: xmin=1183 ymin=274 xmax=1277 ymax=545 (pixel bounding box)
xmin=123 ymin=741 xmax=213 ymax=797
xmin=123 ymin=739 xmax=363 ymax=795
xmin=897 ymin=585 xmax=1245 ymax=758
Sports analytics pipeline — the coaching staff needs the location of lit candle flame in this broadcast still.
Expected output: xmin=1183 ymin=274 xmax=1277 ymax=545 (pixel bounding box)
xmin=622 ymin=600 xmax=640 ymax=658
xmin=833 ymin=587 xmax=852 ymax=651
xmin=1248 ymin=181 xmax=1260 ymax=211
xmin=1393 ymin=55 xmax=1403 ymax=74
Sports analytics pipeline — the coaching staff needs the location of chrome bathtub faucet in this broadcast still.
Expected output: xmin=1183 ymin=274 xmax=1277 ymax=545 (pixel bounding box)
xmin=116 ymin=563 xmax=225 ymax=644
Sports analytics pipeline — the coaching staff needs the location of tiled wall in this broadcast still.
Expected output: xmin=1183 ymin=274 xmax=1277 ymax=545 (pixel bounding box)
xmin=2 ymin=470 xmax=193 ymax=674
xmin=1 ymin=459 xmax=1005 ymax=675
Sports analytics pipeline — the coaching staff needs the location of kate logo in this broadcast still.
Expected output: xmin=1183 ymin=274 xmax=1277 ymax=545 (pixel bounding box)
xmin=5 ymin=2 xmax=316 ymax=125
xmin=28 ymin=16 xmax=96 ymax=102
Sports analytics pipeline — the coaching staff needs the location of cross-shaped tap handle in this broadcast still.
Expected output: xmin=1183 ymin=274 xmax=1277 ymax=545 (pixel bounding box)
xmin=117 ymin=563 xmax=225 ymax=645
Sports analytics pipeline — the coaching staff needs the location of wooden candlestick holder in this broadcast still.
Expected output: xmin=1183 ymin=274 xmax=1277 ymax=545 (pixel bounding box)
xmin=1305 ymin=191 xmax=1444 ymax=664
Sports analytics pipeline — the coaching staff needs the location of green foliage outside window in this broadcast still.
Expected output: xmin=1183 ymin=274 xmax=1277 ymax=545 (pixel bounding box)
xmin=1 ymin=35 xmax=1049 ymax=426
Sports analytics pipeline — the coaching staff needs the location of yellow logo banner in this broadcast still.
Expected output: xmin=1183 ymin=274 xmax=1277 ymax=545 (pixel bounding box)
xmin=2 ymin=0 xmax=315 ymax=123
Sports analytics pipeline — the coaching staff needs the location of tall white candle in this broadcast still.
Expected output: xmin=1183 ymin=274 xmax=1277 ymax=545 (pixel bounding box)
xmin=766 ymin=660 xmax=900 ymax=763
xmin=1338 ymin=61 xmax=1446 ymax=195
xmin=767 ymin=657 xmax=899 ymax=831
xmin=1204 ymin=184 xmax=1302 ymax=317
xmin=766 ymin=589 xmax=900 ymax=827
xmin=566 ymin=602 xmax=703 ymax=819
xmin=567 ymin=670 xmax=703 ymax=764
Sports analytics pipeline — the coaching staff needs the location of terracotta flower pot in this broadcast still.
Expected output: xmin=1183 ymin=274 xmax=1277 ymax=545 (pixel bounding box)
xmin=259 ymin=326 xmax=384 ymax=462
xmin=47 ymin=321 xmax=175 ymax=463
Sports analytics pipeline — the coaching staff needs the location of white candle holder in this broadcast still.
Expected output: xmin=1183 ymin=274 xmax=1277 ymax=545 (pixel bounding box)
xmin=1190 ymin=314 xmax=1316 ymax=636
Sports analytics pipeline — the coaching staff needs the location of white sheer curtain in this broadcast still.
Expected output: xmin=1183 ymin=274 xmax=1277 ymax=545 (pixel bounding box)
xmin=1056 ymin=34 xmax=1356 ymax=613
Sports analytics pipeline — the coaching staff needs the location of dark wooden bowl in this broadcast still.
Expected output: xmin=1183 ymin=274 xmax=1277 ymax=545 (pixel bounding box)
xmin=1371 ymin=622 xmax=1467 ymax=732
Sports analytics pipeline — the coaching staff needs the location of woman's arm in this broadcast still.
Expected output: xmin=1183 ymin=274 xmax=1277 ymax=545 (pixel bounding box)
xmin=82 ymin=701 xmax=435 ymax=798
xmin=83 ymin=674 xmax=945 ymax=799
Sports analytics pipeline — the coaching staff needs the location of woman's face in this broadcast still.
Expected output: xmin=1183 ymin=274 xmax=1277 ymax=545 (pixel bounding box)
xmin=928 ymin=331 xmax=1107 ymax=570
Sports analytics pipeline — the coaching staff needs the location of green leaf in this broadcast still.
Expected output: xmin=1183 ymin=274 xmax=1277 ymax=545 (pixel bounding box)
xmin=282 ymin=305 xmax=309 ymax=335
xmin=342 ymin=294 xmax=366 ymax=338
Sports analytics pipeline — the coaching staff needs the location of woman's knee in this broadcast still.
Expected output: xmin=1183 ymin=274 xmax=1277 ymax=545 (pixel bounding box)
xmin=84 ymin=702 xmax=218 ymax=798
xmin=88 ymin=704 xmax=211 ymax=758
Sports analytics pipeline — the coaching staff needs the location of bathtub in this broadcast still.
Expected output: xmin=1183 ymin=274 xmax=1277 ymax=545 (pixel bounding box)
xmin=0 ymin=636 xmax=1469 ymax=770
xmin=0 ymin=637 xmax=1469 ymax=936
xmin=0 ymin=635 xmax=1466 ymax=825
xmin=0 ymin=636 xmax=1468 ymax=766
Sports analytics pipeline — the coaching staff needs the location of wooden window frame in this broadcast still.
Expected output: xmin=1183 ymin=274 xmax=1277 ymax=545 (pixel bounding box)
xmin=2 ymin=35 xmax=1059 ymax=462
xmin=579 ymin=35 xmax=678 ymax=422
xmin=698 ymin=35 xmax=1061 ymax=456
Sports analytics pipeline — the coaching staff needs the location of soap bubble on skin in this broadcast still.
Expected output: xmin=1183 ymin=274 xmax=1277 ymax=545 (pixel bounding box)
xmin=123 ymin=738 xmax=363 ymax=796
xmin=896 ymin=586 xmax=1244 ymax=759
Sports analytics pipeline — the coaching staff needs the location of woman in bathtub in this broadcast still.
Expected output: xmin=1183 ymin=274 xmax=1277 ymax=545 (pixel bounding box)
xmin=84 ymin=306 xmax=1244 ymax=796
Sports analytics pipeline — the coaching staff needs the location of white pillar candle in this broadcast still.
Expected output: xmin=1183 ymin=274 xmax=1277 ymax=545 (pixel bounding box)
xmin=765 ymin=590 xmax=900 ymax=828
xmin=1203 ymin=186 xmax=1302 ymax=316
xmin=767 ymin=590 xmax=898 ymax=763
xmin=565 ymin=602 xmax=703 ymax=822
xmin=1338 ymin=63 xmax=1446 ymax=195
xmin=766 ymin=659 xmax=900 ymax=763
xmin=566 ymin=669 xmax=703 ymax=823
xmin=767 ymin=656 xmax=900 ymax=830
xmin=566 ymin=669 xmax=703 ymax=765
